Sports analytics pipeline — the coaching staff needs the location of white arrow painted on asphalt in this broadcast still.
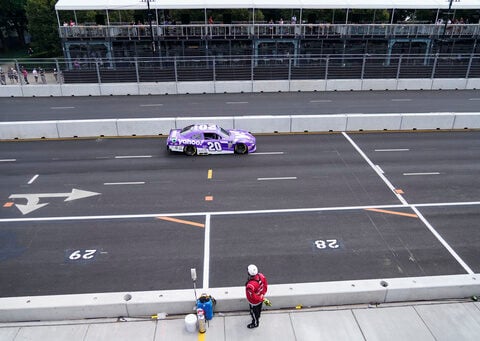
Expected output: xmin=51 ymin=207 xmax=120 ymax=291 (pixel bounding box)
xmin=9 ymin=189 xmax=101 ymax=215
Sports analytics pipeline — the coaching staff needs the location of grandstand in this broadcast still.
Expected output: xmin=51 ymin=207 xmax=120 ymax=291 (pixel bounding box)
xmin=55 ymin=0 xmax=480 ymax=62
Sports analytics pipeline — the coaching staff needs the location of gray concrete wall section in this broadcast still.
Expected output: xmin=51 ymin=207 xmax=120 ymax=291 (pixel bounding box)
xmin=1 ymin=78 xmax=479 ymax=98
xmin=0 ymin=113 xmax=479 ymax=140
xmin=0 ymin=275 xmax=479 ymax=323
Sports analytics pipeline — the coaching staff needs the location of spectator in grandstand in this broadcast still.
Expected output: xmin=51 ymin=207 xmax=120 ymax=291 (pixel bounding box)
xmin=208 ymin=16 xmax=214 ymax=24
xmin=73 ymin=59 xmax=80 ymax=69
xmin=291 ymin=15 xmax=297 ymax=24
xmin=40 ymin=69 xmax=47 ymax=84
xmin=21 ymin=68 xmax=29 ymax=84
xmin=0 ymin=68 xmax=6 ymax=85
xmin=53 ymin=68 xmax=58 ymax=83
xmin=32 ymin=68 xmax=38 ymax=83
xmin=7 ymin=68 xmax=13 ymax=83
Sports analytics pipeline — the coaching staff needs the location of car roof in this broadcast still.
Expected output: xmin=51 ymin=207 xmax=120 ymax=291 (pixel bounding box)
xmin=181 ymin=124 xmax=223 ymax=134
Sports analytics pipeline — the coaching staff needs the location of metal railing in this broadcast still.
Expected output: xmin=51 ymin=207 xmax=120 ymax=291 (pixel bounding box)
xmin=1 ymin=54 xmax=479 ymax=86
xmin=58 ymin=23 xmax=480 ymax=40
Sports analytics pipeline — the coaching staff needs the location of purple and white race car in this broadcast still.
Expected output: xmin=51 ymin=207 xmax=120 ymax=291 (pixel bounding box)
xmin=166 ymin=124 xmax=256 ymax=156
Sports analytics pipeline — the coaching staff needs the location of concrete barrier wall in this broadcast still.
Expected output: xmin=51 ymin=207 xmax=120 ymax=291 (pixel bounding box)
xmin=1 ymin=274 xmax=478 ymax=322
xmin=176 ymin=117 xmax=235 ymax=130
xmin=346 ymin=114 xmax=402 ymax=131
xmin=453 ymin=113 xmax=480 ymax=129
xmin=400 ymin=113 xmax=455 ymax=130
xmin=0 ymin=121 xmax=59 ymax=139
xmin=2 ymin=78 xmax=478 ymax=98
xmin=290 ymin=115 xmax=347 ymax=132
xmin=57 ymin=119 xmax=118 ymax=138
xmin=1 ymin=113 xmax=479 ymax=140
xmin=234 ymin=115 xmax=291 ymax=133
xmin=116 ymin=118 xmax=176 ymax=136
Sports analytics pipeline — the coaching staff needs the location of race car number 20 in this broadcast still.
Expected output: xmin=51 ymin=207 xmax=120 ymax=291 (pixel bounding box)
xmin=207 ymin=141 xmax=222 ymax=151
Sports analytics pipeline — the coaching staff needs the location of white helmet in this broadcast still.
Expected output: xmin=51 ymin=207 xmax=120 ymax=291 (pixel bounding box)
xmin=247 ymin=264 xmax=258 ymax=276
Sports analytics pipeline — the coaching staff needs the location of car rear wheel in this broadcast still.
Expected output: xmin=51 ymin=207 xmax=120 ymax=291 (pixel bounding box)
xmin=234 ymin=143 xmax=248 ymax=154
xmin=184 ymin=145 xmax=197 ymax=156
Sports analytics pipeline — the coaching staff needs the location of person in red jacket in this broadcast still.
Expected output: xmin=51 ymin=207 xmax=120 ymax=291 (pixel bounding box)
xmin=245 ymin=264 xmax=268 ymax=329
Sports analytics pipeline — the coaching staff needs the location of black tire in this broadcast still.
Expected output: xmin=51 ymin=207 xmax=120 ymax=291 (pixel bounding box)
xmin=234 ymin=143 xmax=248 ymax=154
xmin=184 ymin=145 xmax=197 ymax=156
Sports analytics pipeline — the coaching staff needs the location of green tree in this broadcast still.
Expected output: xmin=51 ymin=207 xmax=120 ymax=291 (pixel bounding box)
xmin=26 ymin=0 xmax=61 ymax=57
xmin=0 ymin=0 xmax=28 ymax=50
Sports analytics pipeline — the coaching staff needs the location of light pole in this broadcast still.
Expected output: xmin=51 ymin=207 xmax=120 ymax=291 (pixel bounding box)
xmin=147 ymin=0 xmax=156 ymax=56
xmin=442 ymin=0 xmax=455 ymax=40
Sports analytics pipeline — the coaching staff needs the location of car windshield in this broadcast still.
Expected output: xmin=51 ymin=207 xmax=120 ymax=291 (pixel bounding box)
xmin=180 ymin=125 xmax=194 ymax=134
xmin=220 ymin=127 xmax=230 ymax=137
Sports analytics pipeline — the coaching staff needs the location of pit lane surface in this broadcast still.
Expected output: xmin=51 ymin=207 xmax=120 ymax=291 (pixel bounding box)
xmin=1 ymin=90 xmax=480 ymax=121
xmin=0 ymin=132 xmax=479 ymax=297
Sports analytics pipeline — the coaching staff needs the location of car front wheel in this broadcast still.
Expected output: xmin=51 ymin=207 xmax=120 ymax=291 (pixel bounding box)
xmin=184 ymin=145 xmax=197 ymax=156
xmin=234 ymin=143 xmax=248 ymax=154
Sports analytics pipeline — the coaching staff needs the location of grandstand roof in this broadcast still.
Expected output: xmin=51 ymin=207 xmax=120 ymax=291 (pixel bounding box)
xmin=55 ymin=0 xmax=480 ymax=11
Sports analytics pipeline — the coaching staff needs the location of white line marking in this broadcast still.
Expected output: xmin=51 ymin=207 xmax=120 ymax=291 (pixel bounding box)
xmin=403 ymin=172 xmax=440 ymax=176
xmin=203 ymin=214 xmax=211 ymax=289
xmin=0 ymin=159 xmax=16 ymax=162
xmin=114 ymin=155 xmax=152 ymax=159
xmin=391 ymin=99 xmax=412 ymax=102
xmin=95 ymin=156 xmax=110 ymax=160
xmin=468 ymin=98 xmax=480 ymax=101
xmin=252 ymin=152 xmax=284 ymax=155
xmin=343 ymin=132 xmax=473 ymax=275
xmin=226 ymin=101 xmax=248 ymax=104
xmin=140 ymin=104 xmax=163 ymax=107
xmin=411 ymin=206 xmax=474 ymax=274
xmin=342 ymin=132 xmax=408 ymax=205
xmin=375 ymin=149 xmax=410 ymax=152
xmin=2 ymin=201 xmax=480 ymax=223
xmin=50 ymin=106 xmax=75 ymax=109
xmin=104 ymin=182 xmax=145 ymax=185
xmin=257 ymin=177 xmax=297 ymax=181
xmin=375 ymin=165 xmax=385 ymax=174
xmin=310 ymin=100 xmax=332 ymax=103
xmin=27 ymin=174 xmax=39 ymax=184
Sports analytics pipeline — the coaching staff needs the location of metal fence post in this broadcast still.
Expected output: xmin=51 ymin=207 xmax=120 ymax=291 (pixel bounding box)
xmin=95 ymin=60 xmax=102 ymax=95
xmin=396 ymin=55 xmax=402 ymax=80
xmin=96 ymin=61 xmax=101 ymax=84
xmin=55 ymin=59 xmax=63 ymax=96
xmin=251 ymin=55 xmax=254 ymax=92
xmin=288 ymin=55 xmax=292 ymax=91
xmin=325 ymin=55 xmax=329 ymax=81
xmin=174 ymin=56 xmax=178 ymax=94
xmin=135 ymin=57 xmax=140 ymax=83
xmin=431 ymin=53 xmax=439 ymax=79
xmin=466 ymin=53 xmax=473 ymax=79
xmin=361 ymin=55 xmax=366 ymax=80
xmin=212 ymin=56 xmax=216 ymax=93
xmin=15 ymin=60 xmax=24 ymax=96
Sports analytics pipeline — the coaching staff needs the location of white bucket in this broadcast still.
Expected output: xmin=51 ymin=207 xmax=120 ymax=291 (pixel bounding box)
xmin=185 ymin=314 xmax=197 ymax=333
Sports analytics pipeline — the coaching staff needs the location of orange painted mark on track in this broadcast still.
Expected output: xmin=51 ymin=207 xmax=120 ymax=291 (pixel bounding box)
xmin=395 ymin=189 xmax=404 ymax=194
xmin=3 ymin=202 xmax=14 ymax=208
xmin=157 ymin=216 xmax=205 ymax=228
xmin=205 ymin=196 xmax=213 ymax=201
xmin=365 ymin=208 xmax=418 ymax=218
